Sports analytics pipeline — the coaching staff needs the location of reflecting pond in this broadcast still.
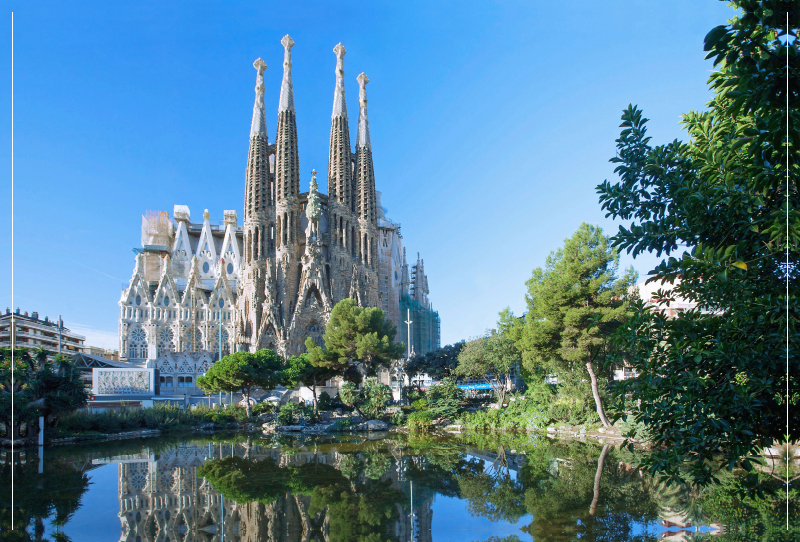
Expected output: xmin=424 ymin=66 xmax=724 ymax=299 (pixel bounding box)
xmin=1 ymin=433 xmax=796 ymax=541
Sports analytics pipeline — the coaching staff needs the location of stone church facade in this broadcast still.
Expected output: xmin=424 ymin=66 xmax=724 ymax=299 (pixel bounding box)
xmin=117 ymin=36 xmax=439 ymax=385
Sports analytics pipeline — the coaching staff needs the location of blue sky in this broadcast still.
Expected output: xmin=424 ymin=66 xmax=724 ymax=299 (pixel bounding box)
xmin=1 ymin=1 xmax=734 ymax=349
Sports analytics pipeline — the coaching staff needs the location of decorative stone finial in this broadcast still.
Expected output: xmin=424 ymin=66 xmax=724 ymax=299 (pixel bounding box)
xmin=279 ymin=36 xmax=295 ymax=113
xmin=334 ymin=43 xmax=346 ymax=75
xmin=332 ymin=43 xmax=347 ymax=118
xmin=203 ymin=209 xmax=210 ymax=221
xmin=253 ymin=58 xmax=267 ymax=94
xmin=357 ymin=73 xmax=369 ymax=105
xmin=251 ymin=58 xmax=268 ymax=137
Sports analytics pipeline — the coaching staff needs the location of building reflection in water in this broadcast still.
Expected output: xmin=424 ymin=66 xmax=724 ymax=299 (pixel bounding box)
xmin=96 ymin=441 xmax=434 ymax=542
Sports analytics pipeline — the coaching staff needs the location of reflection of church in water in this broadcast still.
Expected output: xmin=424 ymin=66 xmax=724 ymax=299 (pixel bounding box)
xmin=103 ymin=442 xmax=434 ymax=542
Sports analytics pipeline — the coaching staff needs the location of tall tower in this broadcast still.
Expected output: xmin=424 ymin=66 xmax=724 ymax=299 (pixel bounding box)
xmin=354 ymin=72 xmax=379 ymax=305
xmin=274 ymin=35 xmax=302 ymax=330
xmin=327 ymin=43 xmax=356 ymax=292
xmin=237 ymin=57 xmax=271 ymax=351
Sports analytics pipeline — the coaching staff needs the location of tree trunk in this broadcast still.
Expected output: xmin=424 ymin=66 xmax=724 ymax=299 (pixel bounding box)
xmin=312 ymin=382 xmax=318 ymax=412
xmin=590 ymin=444 xmax=611 ymax=516
xmin=586 ymin=361 xmax=611 ymax=427
xmin=492 ymin=381 xmax=506 ymax=409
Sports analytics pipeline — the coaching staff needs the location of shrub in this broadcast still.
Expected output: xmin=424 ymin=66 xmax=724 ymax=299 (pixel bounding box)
xmin=277 ymin=402 xmax=316 ymax=426
xmin=425 ymin=377 xmax=464 ymax=420
xmin=317 ymin=391 xmax=333 ymax=411
xmin=407 ymin=411 xmax=433 ymax=432
xmin=615 ymin=414 xmax=654 ymax=442
xmin=338 ymin=381 xmax=359 ymax=407
xmin=407 ymin=389 xmax=425 ymax=404
xmin=338 ymin=377 xmax=392 ymax=420
xmin=457 ymin=394 xmax=546 ymax=432
xmin=390 ymin=411 xmax=405 ymax=426
xmin=327 ymin=417 xmax=354 ymax=432
xmin=411 ymin=398 xmax=428 ymax=411
xmin=252 ymin=402 xmax=276 ymax=416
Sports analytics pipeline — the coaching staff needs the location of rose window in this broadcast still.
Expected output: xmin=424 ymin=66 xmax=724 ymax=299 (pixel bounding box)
xmin=157 ymin=328 xmax=175 ymax=355
xmin=128 ymin=463 xmax=149 ymax=491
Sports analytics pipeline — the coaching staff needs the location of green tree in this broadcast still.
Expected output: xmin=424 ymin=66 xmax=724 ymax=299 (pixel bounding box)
xmin=405 ymin=342 xmax=465 ymax=382
xmin=338 ymin=377 xmax=392 ymax=420
xmin=455 ymin=333 xmax=521 ymax=407
xmin=305 ymin=298 xmax=404 ymax=381
xmin=516 ymin=223 xmax=637 ymax=427
xmin=424 ymin=377 xmax=465 ymax=420
xmin=197 ymin=349 xmax=284 ymax=417
xmin=280 ymin=353 xmax=337 ymax=410
xmin=596 ymin=0 xmax=798 ymax=485
xmin=1 ymin=348 xmax=88 ymax=440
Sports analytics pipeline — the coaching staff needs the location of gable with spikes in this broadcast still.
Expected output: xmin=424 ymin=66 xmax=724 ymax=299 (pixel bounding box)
xmin=219 ymin=219 xmax=241 ymax=278
xmin=123 ymin=254 xmax=153 ymax=307
xmin=153 ymin=255 xmax=180 ymax=309
xmin=208 ymin=259 xmax=235 ymax=311
xmin=171 ymin=219 xmax=193 ymax=261
xmin=195 ymin=211 xmax=218 ymax=276
xmin=181 ymin=257 xmax=206 ymax=307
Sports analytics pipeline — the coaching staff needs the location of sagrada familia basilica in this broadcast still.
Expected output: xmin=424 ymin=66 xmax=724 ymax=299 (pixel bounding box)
xmin=117 ymin=36 xmax=440 ymax=389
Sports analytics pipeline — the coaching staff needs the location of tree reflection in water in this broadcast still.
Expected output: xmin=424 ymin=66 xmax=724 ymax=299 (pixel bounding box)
xmin=1 ymin=448 xmax=90 ymax=542
xmin=1 ymin=434 xmax=796 ymax=541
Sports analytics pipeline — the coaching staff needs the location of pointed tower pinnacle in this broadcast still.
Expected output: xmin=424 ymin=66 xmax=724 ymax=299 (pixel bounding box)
xmin=278 ymin=35 xmax=295 ymax=113
xmin=327 ymin=43 xmax=353 ymax=214
xmin=356 ymin=73 xmax=371 ymax=149
xmin=275 ymin=36 xmax=301 ymax=210
xmin=250 ymin=58 xmax=267 ymax=138
xmin=332 ymin=43 xmax=347 ymax=118
xmin=355 ymin=72 xmax=377 ymax=230
xmin=244 ymin=58 xmax=271 ymax=225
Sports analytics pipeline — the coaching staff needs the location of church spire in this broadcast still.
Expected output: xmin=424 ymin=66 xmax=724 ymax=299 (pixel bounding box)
xmin=327 ymin=43 xmax=353 ymax=213
xmin=244 ymin=58 xmax=270 ymax=225
xmin=356 ymin=73 xmax=371 ymax=149
xmin=275 ymin=35 xmax=301 ymax=211
xmin=355 ymin=73 xmax=377 ymax=226
xmin=278 ymin=35 xmax=295 ymax=113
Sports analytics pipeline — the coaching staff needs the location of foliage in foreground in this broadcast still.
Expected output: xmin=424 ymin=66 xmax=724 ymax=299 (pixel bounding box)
xmin=597 ymin=0 xmax=799 ymax=487
xmin=337 ymin=377 xmax=392 ymax=420
xmin=458 ymin=393 xmax=548 ymax=432
xmin=1 ymin=348 xmax=88 ymax=439
xmin=55 ymin=404 xmax=249 ymax=436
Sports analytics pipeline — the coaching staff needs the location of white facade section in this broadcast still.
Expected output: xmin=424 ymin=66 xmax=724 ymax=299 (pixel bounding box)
xmin=93 ymin=368 xmax=156 ymax=395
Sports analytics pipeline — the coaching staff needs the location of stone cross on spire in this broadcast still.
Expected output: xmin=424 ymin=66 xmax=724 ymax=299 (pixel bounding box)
xmin=356 ymin=73 xmax=371 ymax=149
xmin=332 ymin=43 xmax=347 ymax=118
xmin=250 ymin=58 xmax=267 ymax=138
xmin=279 ymin=35 xmax=295 ymax=113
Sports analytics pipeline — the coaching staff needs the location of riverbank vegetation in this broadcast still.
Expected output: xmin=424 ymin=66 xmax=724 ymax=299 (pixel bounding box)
xmin=1 ymin=347 xmax=88 ymax=440
xmin=52 ymin=404 xmax=252 ymax=438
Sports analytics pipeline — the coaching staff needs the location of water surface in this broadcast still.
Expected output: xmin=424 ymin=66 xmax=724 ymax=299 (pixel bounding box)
xmin=0 ymin=432 xmax=790 ymax=541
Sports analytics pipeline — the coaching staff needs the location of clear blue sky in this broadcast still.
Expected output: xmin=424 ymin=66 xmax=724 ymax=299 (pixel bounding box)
xmin=1 ymin=1 xmax=734 ymax=349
